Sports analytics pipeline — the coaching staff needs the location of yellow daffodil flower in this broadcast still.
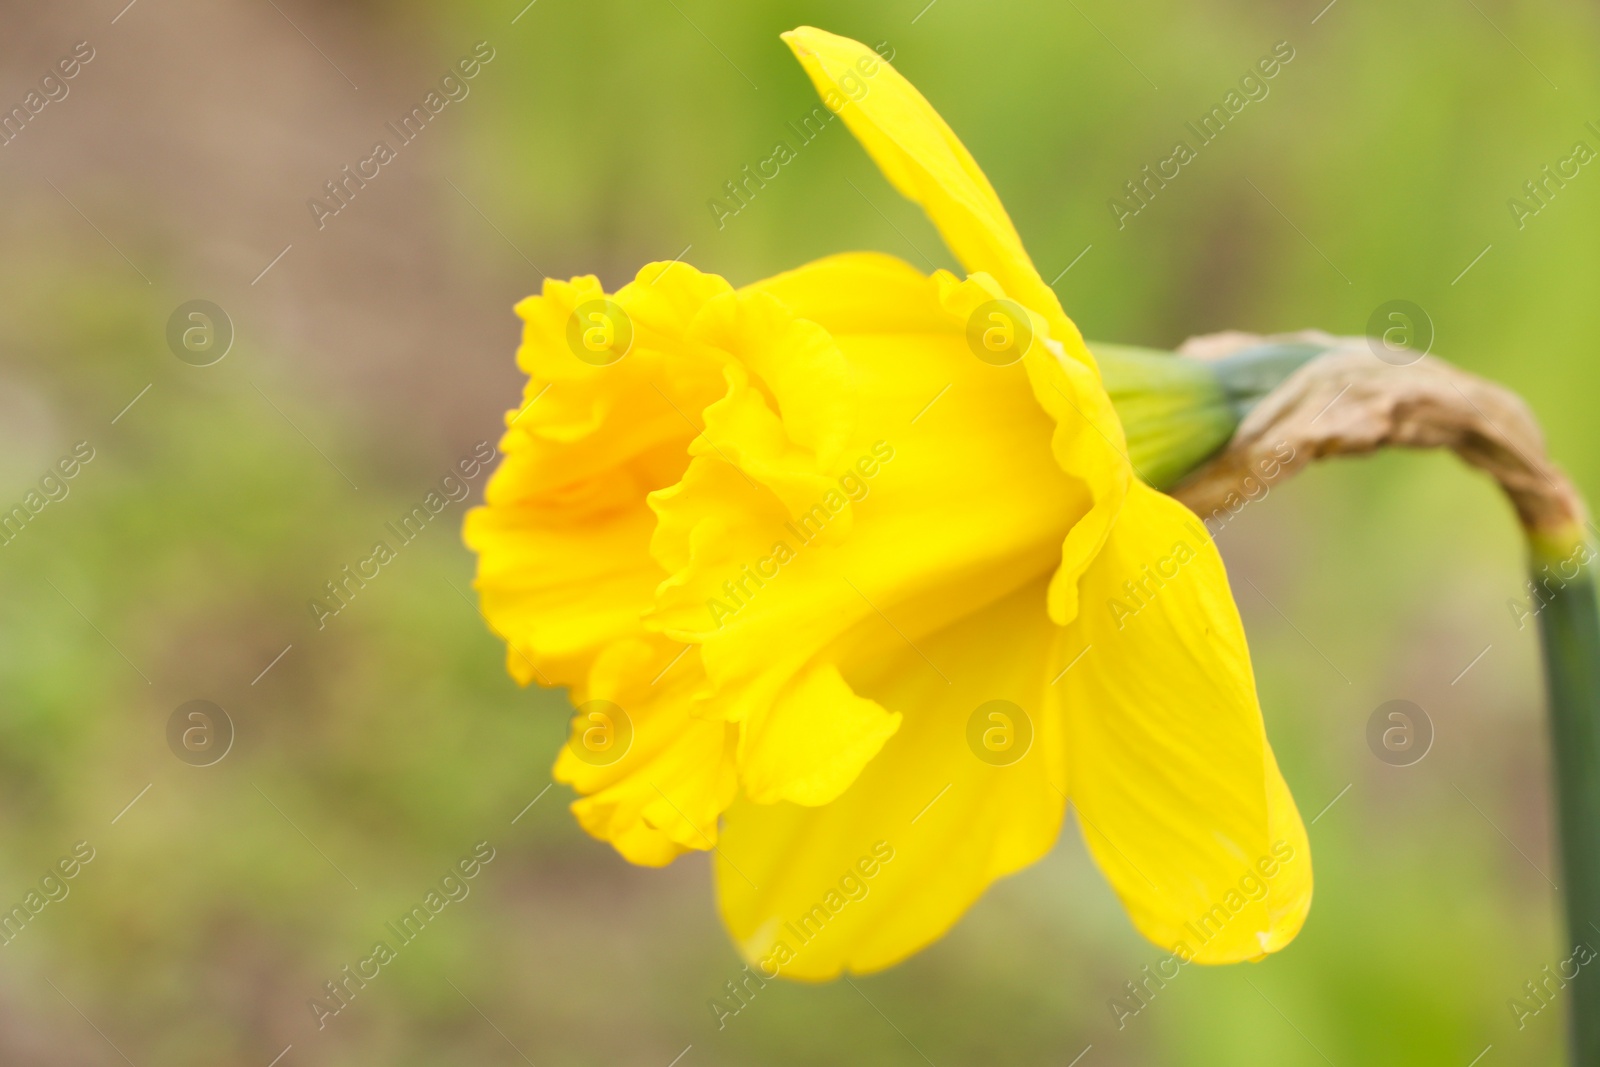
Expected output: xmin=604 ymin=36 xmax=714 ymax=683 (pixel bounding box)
xmin=465 ymin=25 xmax=1311 ymax=980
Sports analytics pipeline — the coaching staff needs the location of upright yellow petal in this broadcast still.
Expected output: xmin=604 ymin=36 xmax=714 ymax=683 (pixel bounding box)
xmin=1060 ymin=482 xmax=1312 ymax=963
xmin=780 ymin=26 xmax=1086 ymax=369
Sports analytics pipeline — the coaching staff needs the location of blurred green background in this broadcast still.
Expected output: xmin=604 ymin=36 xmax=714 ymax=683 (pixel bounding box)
xmin=2 ymin=0 xmax=1598 ymax=1063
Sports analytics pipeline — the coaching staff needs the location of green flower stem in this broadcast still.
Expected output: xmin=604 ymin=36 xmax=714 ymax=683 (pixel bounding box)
xmin=1530 ymin=529 xmax=1600 ymax=1064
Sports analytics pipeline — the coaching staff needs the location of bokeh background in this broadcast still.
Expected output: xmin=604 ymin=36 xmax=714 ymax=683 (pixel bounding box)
xmin=2 ymin=0 xmax=1598 ymax=1063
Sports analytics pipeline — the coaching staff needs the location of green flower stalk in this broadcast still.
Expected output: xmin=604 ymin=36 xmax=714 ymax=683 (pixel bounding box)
xmin=1531 ymin=526 xmax=1600 ymax=1063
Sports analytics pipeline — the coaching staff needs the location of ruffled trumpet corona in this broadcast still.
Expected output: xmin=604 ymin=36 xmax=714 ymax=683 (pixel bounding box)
xmin=465 ymin=25 xmax=1312 ymax=980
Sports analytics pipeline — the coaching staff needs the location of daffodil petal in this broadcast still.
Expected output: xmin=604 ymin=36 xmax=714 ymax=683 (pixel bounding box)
xmin=1061 ymin=482 xmax=1312 ymax=963
xmin=737 ymin=661 xmax=902 ymax=806
xmin=715 ymin=578 xmax=1066 ymax=980
xmin=780 ymin=26 xmax=1089 ymax=370
xmin=937 ymin=271 xmax=1132 ymax=626
xmin=747 ymin=251 xmax=952 ymax=335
